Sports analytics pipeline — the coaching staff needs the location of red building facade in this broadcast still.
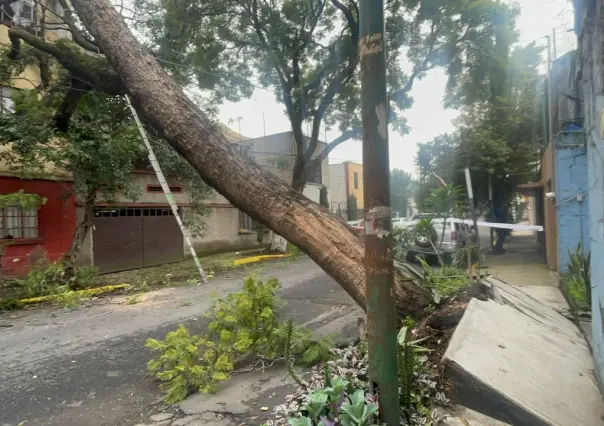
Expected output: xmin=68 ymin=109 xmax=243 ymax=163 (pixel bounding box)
xmin=1 ymin=177 xmax=76 ymax=277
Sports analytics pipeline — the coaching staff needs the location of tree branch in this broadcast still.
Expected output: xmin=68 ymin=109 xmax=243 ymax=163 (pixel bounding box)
xmin=53 ymin=77 xmax=91 ymax=131
xmin=307 ymin=127 xmax=361 ymax=173
xmin=303 ymin=0 xmax=359 ymax=161
xmin=57 ymin=0 xmax=103 ymax=53
xmin=7 ymin=27 xmax=124 ymax=95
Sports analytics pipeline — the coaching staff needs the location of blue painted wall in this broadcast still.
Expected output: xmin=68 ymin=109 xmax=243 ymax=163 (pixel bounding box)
xmin=555 ymin=133 xmax=590 ymax=273
xmin=587 ymin=95 xmax=604 ymax=390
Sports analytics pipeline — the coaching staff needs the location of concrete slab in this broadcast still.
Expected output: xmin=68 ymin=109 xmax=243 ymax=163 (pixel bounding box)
xmin=486 ymin=277 xmax=582 ymax=339
xmin=441 ymin=405 xmax=511 ymax=425
xmin=179 ymin=366 xmax=294 ymax=417
xmin=517 ymin=285 xmax=570 ymax=316
xmin=443 ymin=299 xmax=604 ymax=426
xmin=310 ymin=307 xmax=363 ymax=346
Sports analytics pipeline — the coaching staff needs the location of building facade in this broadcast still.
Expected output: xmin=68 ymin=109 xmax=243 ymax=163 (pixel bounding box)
xmin=328 ymin=161 xmax=363 ymax=219
xmin=0 ymin=0 xmax=77 ymax=277
xmin=575 ymin=0 xmax=604 ymax=392
xmin=233 ymin=131 xmax=330 ymax=204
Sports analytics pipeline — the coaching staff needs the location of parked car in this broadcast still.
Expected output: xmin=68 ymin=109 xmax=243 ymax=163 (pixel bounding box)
xmin=409 ymin=212 xmax=437 ymax=222
xmin=352 ymin=219 xmax=365 ymax=237
xmin=347 ymin=219 xmax=364 ymax=237
xmin=392 ymin=217 xmax=409 ymax=228
xmin=407 ymin=218 xmax=473 ymax=260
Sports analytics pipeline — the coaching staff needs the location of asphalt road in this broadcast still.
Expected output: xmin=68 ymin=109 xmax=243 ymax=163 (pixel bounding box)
xmin=0 ymin=258 xmax=356 ymax=426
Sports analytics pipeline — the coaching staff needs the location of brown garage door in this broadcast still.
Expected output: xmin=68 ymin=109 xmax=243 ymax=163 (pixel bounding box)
xmin=92 ymin=207 xmax=184 ymax=273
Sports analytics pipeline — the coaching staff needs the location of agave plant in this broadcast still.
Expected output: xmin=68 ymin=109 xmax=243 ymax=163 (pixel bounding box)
xmin=566 ymin=243 xmax=592 ymax=307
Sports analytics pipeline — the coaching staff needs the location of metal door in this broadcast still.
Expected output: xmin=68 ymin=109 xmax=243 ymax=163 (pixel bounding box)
xmin=92 ymin=217 xmax=143 ymax=273
xmin=142 ymin=216 xmax=184 ymax=267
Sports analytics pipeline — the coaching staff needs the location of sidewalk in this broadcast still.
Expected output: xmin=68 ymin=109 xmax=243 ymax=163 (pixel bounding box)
xmin=444 ymin=228 xmax=604 ymax=425
xmin=481 ymin=230 xmax=568 ymax=313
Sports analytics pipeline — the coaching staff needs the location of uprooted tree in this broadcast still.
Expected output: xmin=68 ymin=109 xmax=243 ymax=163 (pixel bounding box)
xmin=0 ymin=0 xmax=520 ymax=316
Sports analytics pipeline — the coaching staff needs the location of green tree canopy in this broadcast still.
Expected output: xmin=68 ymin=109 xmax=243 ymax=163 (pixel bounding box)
xmin=415 ymin=42 xmax=544 ymax=216
xmin=132 ymin=0 xmax=520 ymax=189
xmin=390 ymin=169 xmax=414 ymax=217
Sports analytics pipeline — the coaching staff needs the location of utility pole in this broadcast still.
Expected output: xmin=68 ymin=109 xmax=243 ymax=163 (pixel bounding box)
xmin=359 ymin=0 xmax=399 ymax=424
xmin=464 ymin=168 xmax=480 ymax=245
xmin=552 ymin=28 xmax=557 ymax=61
xmin=488 ymin=175 xmax=494 ymax=251
xmin=546 ymin=34 xmax=556 ymax=193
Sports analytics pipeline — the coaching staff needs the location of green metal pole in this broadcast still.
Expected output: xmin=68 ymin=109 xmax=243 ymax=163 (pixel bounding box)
xmin=359 ymin=1 xmax=399 ymax=424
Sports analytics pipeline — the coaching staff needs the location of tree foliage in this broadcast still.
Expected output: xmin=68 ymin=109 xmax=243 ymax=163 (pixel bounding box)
xmin=319 ymin=185 xmax=329 ymax=208
xmin=0 ymin=0 xmax=214 ymax=262
xmin=346 ymin=194 xmax=358 ymax=221
xmin=415 ymin=43 xmax=544 ymax=215
xmin=0 ymin=90 xmax=143 ymax=201
xmin=147 ymin=276 xmax=333 ymax=403
xmin=132 ymin=0 xmax=520 ymax=189
xmin=390 ymin=169 xmax=414 ymax=218
xmin=0 ymin=190 xmax=46 ymax=209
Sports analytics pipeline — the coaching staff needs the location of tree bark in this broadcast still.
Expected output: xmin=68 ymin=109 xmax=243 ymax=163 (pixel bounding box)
xmin=69 ymin=0 xmax=430 ymax=316
xmin=63 ymin=188 xmax=95 ymax=282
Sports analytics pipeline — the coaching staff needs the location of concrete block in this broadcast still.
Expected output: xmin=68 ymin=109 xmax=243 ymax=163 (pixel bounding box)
xmin=443 ymin=299 xmax=604 ymax=426
xmin=515 ymin=285 xmax=570 ymax=316
xmin=486 ymin=277 xmax=581 ymax=339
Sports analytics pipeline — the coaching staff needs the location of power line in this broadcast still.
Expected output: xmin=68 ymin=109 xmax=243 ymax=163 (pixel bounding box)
xmin=521 ymin=0 xmax=559 ymax=10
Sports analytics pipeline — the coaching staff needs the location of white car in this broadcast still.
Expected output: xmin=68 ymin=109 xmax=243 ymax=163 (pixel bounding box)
xmin=392 ymin=217 xmax=409 ymax=228
xmin=406 ymin=218 xmax=474 ymax=260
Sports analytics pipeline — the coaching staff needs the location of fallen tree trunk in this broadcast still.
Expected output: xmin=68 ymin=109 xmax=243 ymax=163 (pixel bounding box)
xmin=69 ymin=0 xmax=430 ymax=316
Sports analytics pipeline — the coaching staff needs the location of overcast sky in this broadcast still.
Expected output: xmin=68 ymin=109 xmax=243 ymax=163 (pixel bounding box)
xmin=217 ymin=0 xmax=576 ymax=175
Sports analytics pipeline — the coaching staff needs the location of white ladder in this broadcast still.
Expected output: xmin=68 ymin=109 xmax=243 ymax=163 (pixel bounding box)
xmin=124 ymin=95 xmax=207 ymax=283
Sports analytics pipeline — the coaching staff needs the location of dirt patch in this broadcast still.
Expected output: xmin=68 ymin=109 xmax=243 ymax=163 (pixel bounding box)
xmin=411 ymin=285 xmax=484 ymax=403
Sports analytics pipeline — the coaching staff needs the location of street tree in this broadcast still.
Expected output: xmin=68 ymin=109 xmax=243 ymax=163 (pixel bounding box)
xmin=129 ymin=0 xmax=520 ymax=191
xmin=29 ymin=0 xmax=434 ymax=314
xmin=414 ymin=134 xmax=457 ymax=208
xmin=0 ymin=0 xmax=524 ymax=313
xmin=0 ymin=70 xmax=211 ymax=276
xmin=390 ymin=169 xmax=414 ymax=218
xmin=415 ymin=41 xmax=543 ymax=251
xmin=450 ymin=43 xmax=544 ymax=213
xmin=0 ymin=89 xmax=143 ymax=273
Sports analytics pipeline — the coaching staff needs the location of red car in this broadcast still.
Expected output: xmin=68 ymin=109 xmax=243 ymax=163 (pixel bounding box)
xmin=351 ymin=219 xmax=364 ymax=237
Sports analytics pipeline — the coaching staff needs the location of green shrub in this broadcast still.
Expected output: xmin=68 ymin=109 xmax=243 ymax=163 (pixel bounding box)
xmin=287 ymin=243 xmax=301 ymax=258
xmin=451 ymin=243 xmax=483 ymax=268
xmin=147 ymin=276 xmax=333 ymax=403
xmin=147 ymin=325 xmax=224 ymax=403
xmin=418 ymin=258 xmax=469 ymax=303
xmin=564 ymin=244 xmax=591 ymax=309
xmin=18 ymin=261 xmax=98 ymax=298
xmin=392 ymin=226 xmax=416 ymax=261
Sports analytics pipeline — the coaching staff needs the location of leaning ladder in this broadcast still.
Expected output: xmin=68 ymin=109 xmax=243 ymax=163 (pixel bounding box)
xmin=124 ymin=95 xmax=207 ymax=283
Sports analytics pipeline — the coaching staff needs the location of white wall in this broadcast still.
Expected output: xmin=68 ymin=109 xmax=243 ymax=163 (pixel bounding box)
xmin=329 ymin=163 xmax=347 ymax=211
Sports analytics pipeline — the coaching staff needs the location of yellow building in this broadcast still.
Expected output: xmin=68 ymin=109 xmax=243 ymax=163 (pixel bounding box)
xmin=329 ymin=161 xmax=364 ymax=217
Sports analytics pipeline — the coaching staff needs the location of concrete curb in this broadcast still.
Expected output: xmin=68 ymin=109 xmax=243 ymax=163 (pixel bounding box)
xmin=20 ymin=284 xmax=130 ymax=304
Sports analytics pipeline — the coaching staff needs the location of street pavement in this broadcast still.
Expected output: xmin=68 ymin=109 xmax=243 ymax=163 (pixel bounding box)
xmin=0 ymin=258 xmax=360 ymax=426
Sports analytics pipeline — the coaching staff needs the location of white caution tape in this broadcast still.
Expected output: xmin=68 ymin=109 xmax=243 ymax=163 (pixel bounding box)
xmin=450 ymin=218 xmax=543 ymax=232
